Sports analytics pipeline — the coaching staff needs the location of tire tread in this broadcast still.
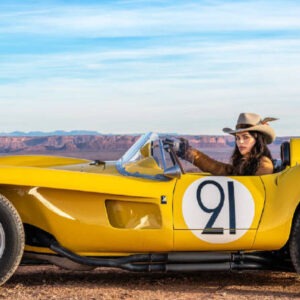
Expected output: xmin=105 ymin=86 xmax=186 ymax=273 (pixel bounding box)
xmin=0 ymin=194 xmax=24 ymax=286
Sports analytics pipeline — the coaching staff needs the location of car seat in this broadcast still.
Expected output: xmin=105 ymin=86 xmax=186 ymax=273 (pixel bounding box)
xmin=280 ymin=141 xmax=290 ymax=170
xmin=273 ymin=141 xmax=290 ymax=173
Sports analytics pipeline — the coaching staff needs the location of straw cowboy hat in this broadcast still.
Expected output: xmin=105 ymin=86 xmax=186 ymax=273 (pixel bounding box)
xmin=223 ymin=113 xmax=278 ymax=144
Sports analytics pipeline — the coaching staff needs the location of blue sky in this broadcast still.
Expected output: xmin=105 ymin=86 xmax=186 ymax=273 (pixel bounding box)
xmin=0 ymin=0 xmax=300 ymax=135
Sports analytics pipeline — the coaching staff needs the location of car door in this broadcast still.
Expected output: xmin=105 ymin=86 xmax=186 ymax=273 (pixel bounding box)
xmin=173 ymin=173 xmax=266 ymax=251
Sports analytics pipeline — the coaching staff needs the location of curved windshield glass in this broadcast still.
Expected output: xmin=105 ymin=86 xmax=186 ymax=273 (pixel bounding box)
xmin=116 ymin=132 xmax=176 ymax=180
xmin=119 ymin=132 xmax=158 ymax=164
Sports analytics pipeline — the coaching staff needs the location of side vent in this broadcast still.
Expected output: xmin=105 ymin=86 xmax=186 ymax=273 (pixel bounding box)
xmin=105 ymin=200 xmax=162 ymax=229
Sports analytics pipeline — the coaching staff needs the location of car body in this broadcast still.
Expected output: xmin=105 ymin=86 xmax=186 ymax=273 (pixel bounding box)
xmin=1 ymin=132 xmax=300 ymax=285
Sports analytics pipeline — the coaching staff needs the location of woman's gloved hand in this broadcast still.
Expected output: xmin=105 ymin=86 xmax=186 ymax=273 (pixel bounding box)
xmin=174 ymin=138 xmax=190 ymax=159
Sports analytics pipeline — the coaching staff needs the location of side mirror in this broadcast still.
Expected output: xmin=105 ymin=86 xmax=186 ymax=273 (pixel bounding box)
xmin=163 ymin=165 xmax=181 ymax=179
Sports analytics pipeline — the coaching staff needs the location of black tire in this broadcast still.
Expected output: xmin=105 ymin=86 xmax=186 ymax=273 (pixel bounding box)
xmin=0 ymin=194 xmax=24 ymax=286
xmin=290 ymin=210 xmax=300 ymax=273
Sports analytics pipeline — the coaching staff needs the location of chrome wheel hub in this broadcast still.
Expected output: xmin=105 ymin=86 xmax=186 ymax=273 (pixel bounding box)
xmin=0 ymin=223 xmax=5 ymax=259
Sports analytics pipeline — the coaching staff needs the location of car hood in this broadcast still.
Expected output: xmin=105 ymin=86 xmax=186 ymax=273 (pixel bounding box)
xmin=0 ymin=155 xmax=119 ymax=175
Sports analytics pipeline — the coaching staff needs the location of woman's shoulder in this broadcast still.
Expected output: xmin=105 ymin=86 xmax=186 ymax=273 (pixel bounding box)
xmin=260 ymin=156 xmax=273 ymax=164
xmin=256 ymin=156 xmax=274 ymax=175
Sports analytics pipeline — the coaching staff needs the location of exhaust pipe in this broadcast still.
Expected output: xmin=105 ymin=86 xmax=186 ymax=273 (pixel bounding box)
xmin=50 ymin=242 xmax=167 ymax=271
xmin=24 ymin=224 xmax=291 ymax=272
xmin=49 ymin=241 xmax=281 ymax=272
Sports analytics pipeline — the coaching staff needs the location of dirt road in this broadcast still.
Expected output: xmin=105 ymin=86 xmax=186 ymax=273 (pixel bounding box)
xmin=1 ymin=265 xmax=300 ymax=300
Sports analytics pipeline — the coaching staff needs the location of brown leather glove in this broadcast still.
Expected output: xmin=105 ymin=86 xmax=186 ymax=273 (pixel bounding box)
xmin=169 ymin=138 xmax=190 ymax=159
xmin=163 ymin=138 xmax=190 ymax=159
xmin=175 ymin=138 xmax=190 ymax=159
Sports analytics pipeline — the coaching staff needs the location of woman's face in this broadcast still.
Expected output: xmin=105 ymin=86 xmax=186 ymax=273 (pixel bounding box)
xmin=235 ymin=131 xmax=256 ymax=155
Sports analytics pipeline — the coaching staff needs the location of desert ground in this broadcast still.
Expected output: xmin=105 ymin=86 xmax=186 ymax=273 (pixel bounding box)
xmin=1 ymin=265 xmax=300 ymax=300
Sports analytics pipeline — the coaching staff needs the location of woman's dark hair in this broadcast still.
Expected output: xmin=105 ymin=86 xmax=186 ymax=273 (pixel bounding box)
xmin=231 ymin=131 xmax=272 ymax=175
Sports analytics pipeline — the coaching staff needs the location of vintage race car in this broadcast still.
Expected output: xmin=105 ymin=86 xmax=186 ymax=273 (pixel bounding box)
xmin=1 ymin=132 xmax=300 ymax=285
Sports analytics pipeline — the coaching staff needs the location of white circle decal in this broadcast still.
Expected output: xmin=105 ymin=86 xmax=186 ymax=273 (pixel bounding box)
xmin=182 ymin=177 xmax=255 ymax=244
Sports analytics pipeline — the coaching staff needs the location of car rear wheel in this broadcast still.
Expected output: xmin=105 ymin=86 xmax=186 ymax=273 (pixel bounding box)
xmin=289 ymin=210 xmax=300 ymax=273
xmin=0 ymin=194 xmax=24 ymax=286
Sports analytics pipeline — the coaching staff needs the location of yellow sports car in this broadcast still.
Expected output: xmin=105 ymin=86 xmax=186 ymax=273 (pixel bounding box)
xmin=0 ymin=132 xmax=300 ymax=285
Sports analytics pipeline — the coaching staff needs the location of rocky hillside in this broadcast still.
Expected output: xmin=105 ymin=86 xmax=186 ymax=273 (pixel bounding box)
xmin=0 ymin=134 xmax=287 ymax=160
xmin=0 ymin=134 xmax=237 ymax=154
xmin=0 ymin=135 xmax=139 ymax=154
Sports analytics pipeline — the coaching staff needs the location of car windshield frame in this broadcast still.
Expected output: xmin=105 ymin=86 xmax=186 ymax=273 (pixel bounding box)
xmin=116 ymin=132 xmax=173 ymax=181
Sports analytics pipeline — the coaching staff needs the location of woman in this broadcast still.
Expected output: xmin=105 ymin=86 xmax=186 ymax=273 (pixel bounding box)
xmin=177 ymin=113 xmax=278 ymax=176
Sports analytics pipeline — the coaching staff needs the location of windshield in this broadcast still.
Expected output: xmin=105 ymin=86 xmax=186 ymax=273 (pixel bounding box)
xmin=116 ymin=132 xmax=177 ymax=180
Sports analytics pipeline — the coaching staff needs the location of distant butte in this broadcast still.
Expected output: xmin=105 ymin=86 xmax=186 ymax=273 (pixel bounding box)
xmin=0 ymin=134 xmax=286 ymax=160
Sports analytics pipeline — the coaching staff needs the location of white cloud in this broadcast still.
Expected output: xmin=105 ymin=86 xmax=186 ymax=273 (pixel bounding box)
xmin=0 ymin=74 xmax=298 ymax=135
xmin=1 ymin=37 xmax=300 ymax=81
xmin=1 ymin=1 xmax=300 ymax=37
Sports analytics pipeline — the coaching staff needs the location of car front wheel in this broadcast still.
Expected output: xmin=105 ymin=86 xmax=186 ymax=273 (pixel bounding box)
xmin=0 ymin=194 xmax=24 ymax=286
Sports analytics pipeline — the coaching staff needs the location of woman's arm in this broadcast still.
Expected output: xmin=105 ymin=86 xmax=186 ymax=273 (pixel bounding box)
xmin=185 ymin=148 xmax=233 ymax=176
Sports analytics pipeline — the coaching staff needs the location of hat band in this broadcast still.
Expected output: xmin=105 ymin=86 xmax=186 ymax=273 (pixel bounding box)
xmin=236 ymin=124 xmax=253 ymax=130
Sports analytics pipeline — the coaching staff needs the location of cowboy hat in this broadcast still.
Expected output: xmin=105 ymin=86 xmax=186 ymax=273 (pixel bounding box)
xmin=222 ymin=113 xmax=278 ymax=144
